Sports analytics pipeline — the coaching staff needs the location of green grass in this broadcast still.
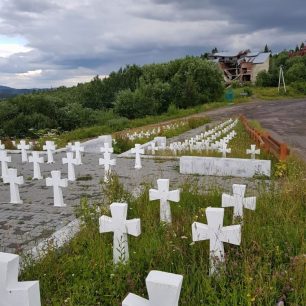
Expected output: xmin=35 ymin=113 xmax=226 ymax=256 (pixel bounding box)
xmin=21 ymin=158 xmax=306 ymax=305
xmin=113 ymin=117 xmax=210 ymax=154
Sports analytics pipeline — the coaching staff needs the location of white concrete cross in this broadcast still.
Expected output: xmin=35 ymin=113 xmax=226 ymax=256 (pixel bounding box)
xmin=99 ymin=152 xmax=116 ymax=182
xmin=149 ymin=179 xmax=180 ymax=223
xmin=131 ymin=144 xmax=144 ymax=169
xmin=0 ymin=140 xmax=5 ymax=150
xmin=149 ymin=142 xmax=158 ymax=155
xmin=0 ymin=150 xmax=11 ymax=179
xmin=246 ymin=144 xmax=260 ymax=159
xmin=71 ymin=141 xmax=84 ymax=165
xmin=122 ymin=270 xmax=183 ymax=306
xmin=218 ymin=143 xmax=231 ymax=158
xmin=3 ymin=169 xmax=24 ymax=204
xmin=46 ymin=170 xmax=68 ymax=207
xmin=17 ymin=140 xmax=30 ymax=163
xmin=100 ymin=142 xmax=113 ymax=155
xmin=29 ymin=152 xmax=44 ymax=180
xmin=222 ymin=184 xmax=256 ymax=219
xmin=43 ymin=141 xmax=56 ymax=164
xmin=99 ymin=203 xmax=141 ymax=264
xmin=192 ymin=207 xmax=241 ymax=275
xmin=0 ymin=252 xmax=41 ymax=306
xmin=62 ymin=152 xmax=78 ymax=181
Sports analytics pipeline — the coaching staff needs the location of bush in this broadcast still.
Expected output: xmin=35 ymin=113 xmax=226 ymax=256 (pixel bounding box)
xmin=290 ymin=81 xmax=306 ymax=94
xmin=107 ymin=117 xmax=130 ymax=131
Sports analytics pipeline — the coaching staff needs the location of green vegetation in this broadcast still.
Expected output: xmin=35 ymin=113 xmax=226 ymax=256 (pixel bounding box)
xmin=113 ymin=117 xmax=210 ymax=154
xmin=21 ymin=157 xmax=306 ymax=305
xmin=0 ymin=57 xmax=224 ymax=138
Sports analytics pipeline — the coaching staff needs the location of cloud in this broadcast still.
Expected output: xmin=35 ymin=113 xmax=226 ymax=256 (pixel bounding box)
xmin=0 ymin=0 xmax=305 ymax=88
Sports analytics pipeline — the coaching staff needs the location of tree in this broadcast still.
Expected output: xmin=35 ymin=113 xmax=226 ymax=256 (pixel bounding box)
xmin=300 ymin=42 xmax=305 ymax=50
xmin=264 ymin=44 xmax=270 ymax=53
xmin=295 ymin=45 xmax=300 ymax=52
xmin=211 ymin=47 xmax=218 ymax=54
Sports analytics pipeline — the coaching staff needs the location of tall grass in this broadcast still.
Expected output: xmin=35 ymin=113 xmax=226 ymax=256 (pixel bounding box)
xmin=21 ymin=160 xmax=305 ymax=305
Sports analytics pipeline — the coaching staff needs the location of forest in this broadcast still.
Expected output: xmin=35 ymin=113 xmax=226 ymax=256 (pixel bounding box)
xmin=0 ymin=57 xmax=224 ymax=138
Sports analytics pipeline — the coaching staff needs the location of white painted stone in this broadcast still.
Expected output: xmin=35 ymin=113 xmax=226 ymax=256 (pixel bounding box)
xmin=100 ymin=142 xmax=113 ymax=155
xmin=62 ymin=152 xmax=77 ymax=181
xmin=122 ymin=270 xmax=183 ymax=306
xmin=222 ymin=184 xmax=256 ymax=219
xmin=71 ymin=141 xmax=84 ymax=165
xmin=149 ymin=142 xmax=158 ymax=155
xmin=99 ymin=152 xmax=116 ymax=182
xmin=28 ymin=152 xmax=44 ymax=180
xmin=246 ymin=144 xmax=260 ymax=159
xmin=46 ymin=171 xmax=68 ymax=207
xmin=43 ymin=141 xmax=56 ymax=164
xmin=131 ymin=144 xmax=144 ymax=169
xmin=149 ymin=179 xmax=180 ymax=223
xmin=0 ymin=150 xmax=11 ymax=178
xmin=218 ymin=143 xmax=231 ymax=158
xmin=99 ymin=203 xmax=141 ymax=264
xmin=17 ymin=140 xmax=30 ymax=163
xmin=180 ymin=156 xmax=271 ymax=178
xmin=3 ymin=169 xmax=23 ymax=204
xmin=192 ymin=207 xmax=241 ymax=275
xmin=0 ymin=252 xmax=41 ymax=306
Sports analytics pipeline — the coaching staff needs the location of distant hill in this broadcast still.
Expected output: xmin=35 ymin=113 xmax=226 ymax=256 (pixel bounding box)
xmin=0 ymin=85 xmax=48 ymax=99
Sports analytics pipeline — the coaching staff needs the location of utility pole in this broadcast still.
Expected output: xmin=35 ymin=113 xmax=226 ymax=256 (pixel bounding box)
xmin=278 ymin=65 xmax=286 ymax=93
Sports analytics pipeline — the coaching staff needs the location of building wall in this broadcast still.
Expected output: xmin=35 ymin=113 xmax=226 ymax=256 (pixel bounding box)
xmin=251 ymin=57 xmax=270 ymax=83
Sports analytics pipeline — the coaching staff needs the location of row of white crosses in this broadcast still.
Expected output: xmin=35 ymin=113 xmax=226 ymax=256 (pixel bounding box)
xmin=166 ymin=118 xmax=238 ymax=156
xmin=125 ymin=122 xmax=186 ymax=141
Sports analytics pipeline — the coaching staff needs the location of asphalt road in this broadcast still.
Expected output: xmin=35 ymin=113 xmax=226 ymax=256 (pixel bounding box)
xmin=202 ymin=99 xmax=306 ymax=160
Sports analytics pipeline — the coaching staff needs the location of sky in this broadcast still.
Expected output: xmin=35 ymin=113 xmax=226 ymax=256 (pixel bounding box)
xmin=0 ymin=0 xmax=305 ymax=88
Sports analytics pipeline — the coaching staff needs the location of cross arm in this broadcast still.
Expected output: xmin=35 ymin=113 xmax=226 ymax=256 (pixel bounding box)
xmin=99 ymin=216 xmax=114 ymax=233
xmin=168 ymin=190 xmax=180 ymax=202
xmin=149 ymin=189 xmax=160 ymax=201
xmin=192 ymin=222 xmax=210 ymax=242
xmin=122 ymin=293 xmax=149 ymax=306
xmin=221 ymin=194 xmax=234 ymax=208
xmin=243 ymin=197 xmax=256 ymax=210
xmin=220 ymin=225 xmax=241 ymax=245
xmin=59 ymin=179 xmax=68 ymax=188
xmin=126 ymin=219 xmax=141 ymax=237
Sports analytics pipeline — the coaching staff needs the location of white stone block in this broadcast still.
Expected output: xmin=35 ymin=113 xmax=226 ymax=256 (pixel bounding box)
xmin=0 ymin=252 xmax=41 ymax=306
xmin=180 ymin=156 xmax=271 ymax=178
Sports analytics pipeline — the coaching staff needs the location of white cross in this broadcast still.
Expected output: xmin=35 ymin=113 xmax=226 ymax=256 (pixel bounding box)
xmin=17 ymin=140 xmax=30 ymax=163
xmin=3 ymin=169 xmax=24 ymax=204
xmin=62 ymin=152 xmax=78 ymax=181
xmin=131 ymin=144 xmax=144 ymax=169
xmin=71 ymin=141 xmax=84 ymax=165
xmin=99 ymin=152 xmax=116 ymax=182
xmin=0 ymin=150 xmax=11 ymax=178
xmin=192 ymin=207 xmax=241 ymax=275
xmin=43 ymin=141 xmax=56 ymax=164
xmin=149 ymin=142 xmax=158 ymax=155
xmin=149 ymin=179 xmax=180 ymax=223
xmin=122 ymin=270 xmax=183 ymax=306
xmin=0 ymin=252 xmax=41 ymax=306
xmin=246 ymin=144 xmax=260 ymax=159
xmin=100 ymin=142 xmax=113 ymax=155
xmin=29 ymin=152 xmax=44 ymax=180
xmin=222 ymin=184 xmax=256 ymax=219
xmin=46 ymin=170 xmax=68 ymax=207
xmin=218 ymin=143 xmax=231 ymax=158
xmin=99 ymin=203 xmax=141 ymax=264
xmin=0 ymin=140 xmax=5 ymax=150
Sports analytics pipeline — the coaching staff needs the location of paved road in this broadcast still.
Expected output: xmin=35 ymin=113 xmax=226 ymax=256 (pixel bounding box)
xmin=202 ymin=99 xmax=306 ymax=159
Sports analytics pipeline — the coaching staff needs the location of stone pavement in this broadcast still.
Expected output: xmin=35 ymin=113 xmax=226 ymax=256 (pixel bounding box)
xmin=0 ymin=123 xmax=266 ymax=254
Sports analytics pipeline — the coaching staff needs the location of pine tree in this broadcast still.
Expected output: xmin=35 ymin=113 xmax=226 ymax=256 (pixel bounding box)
xmin=300 ymin=42 xmax=305 ymax=50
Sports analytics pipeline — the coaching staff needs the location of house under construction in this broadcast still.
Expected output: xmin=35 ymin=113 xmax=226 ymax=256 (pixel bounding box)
xmin=209 ymin=50 xmax=270 ymax=84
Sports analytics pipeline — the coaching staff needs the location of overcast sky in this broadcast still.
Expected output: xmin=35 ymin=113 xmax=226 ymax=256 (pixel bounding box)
xmin=0 ymin=0 xmax=305 ymax=88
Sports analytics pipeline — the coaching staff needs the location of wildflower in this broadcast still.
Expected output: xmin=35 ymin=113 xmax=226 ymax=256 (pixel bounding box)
xmin=181 ymin=236 xmax=188 ymax=239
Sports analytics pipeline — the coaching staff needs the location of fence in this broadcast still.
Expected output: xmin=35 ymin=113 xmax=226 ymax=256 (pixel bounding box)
xmin=240 ymin=115 xmax=290 ymax=161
